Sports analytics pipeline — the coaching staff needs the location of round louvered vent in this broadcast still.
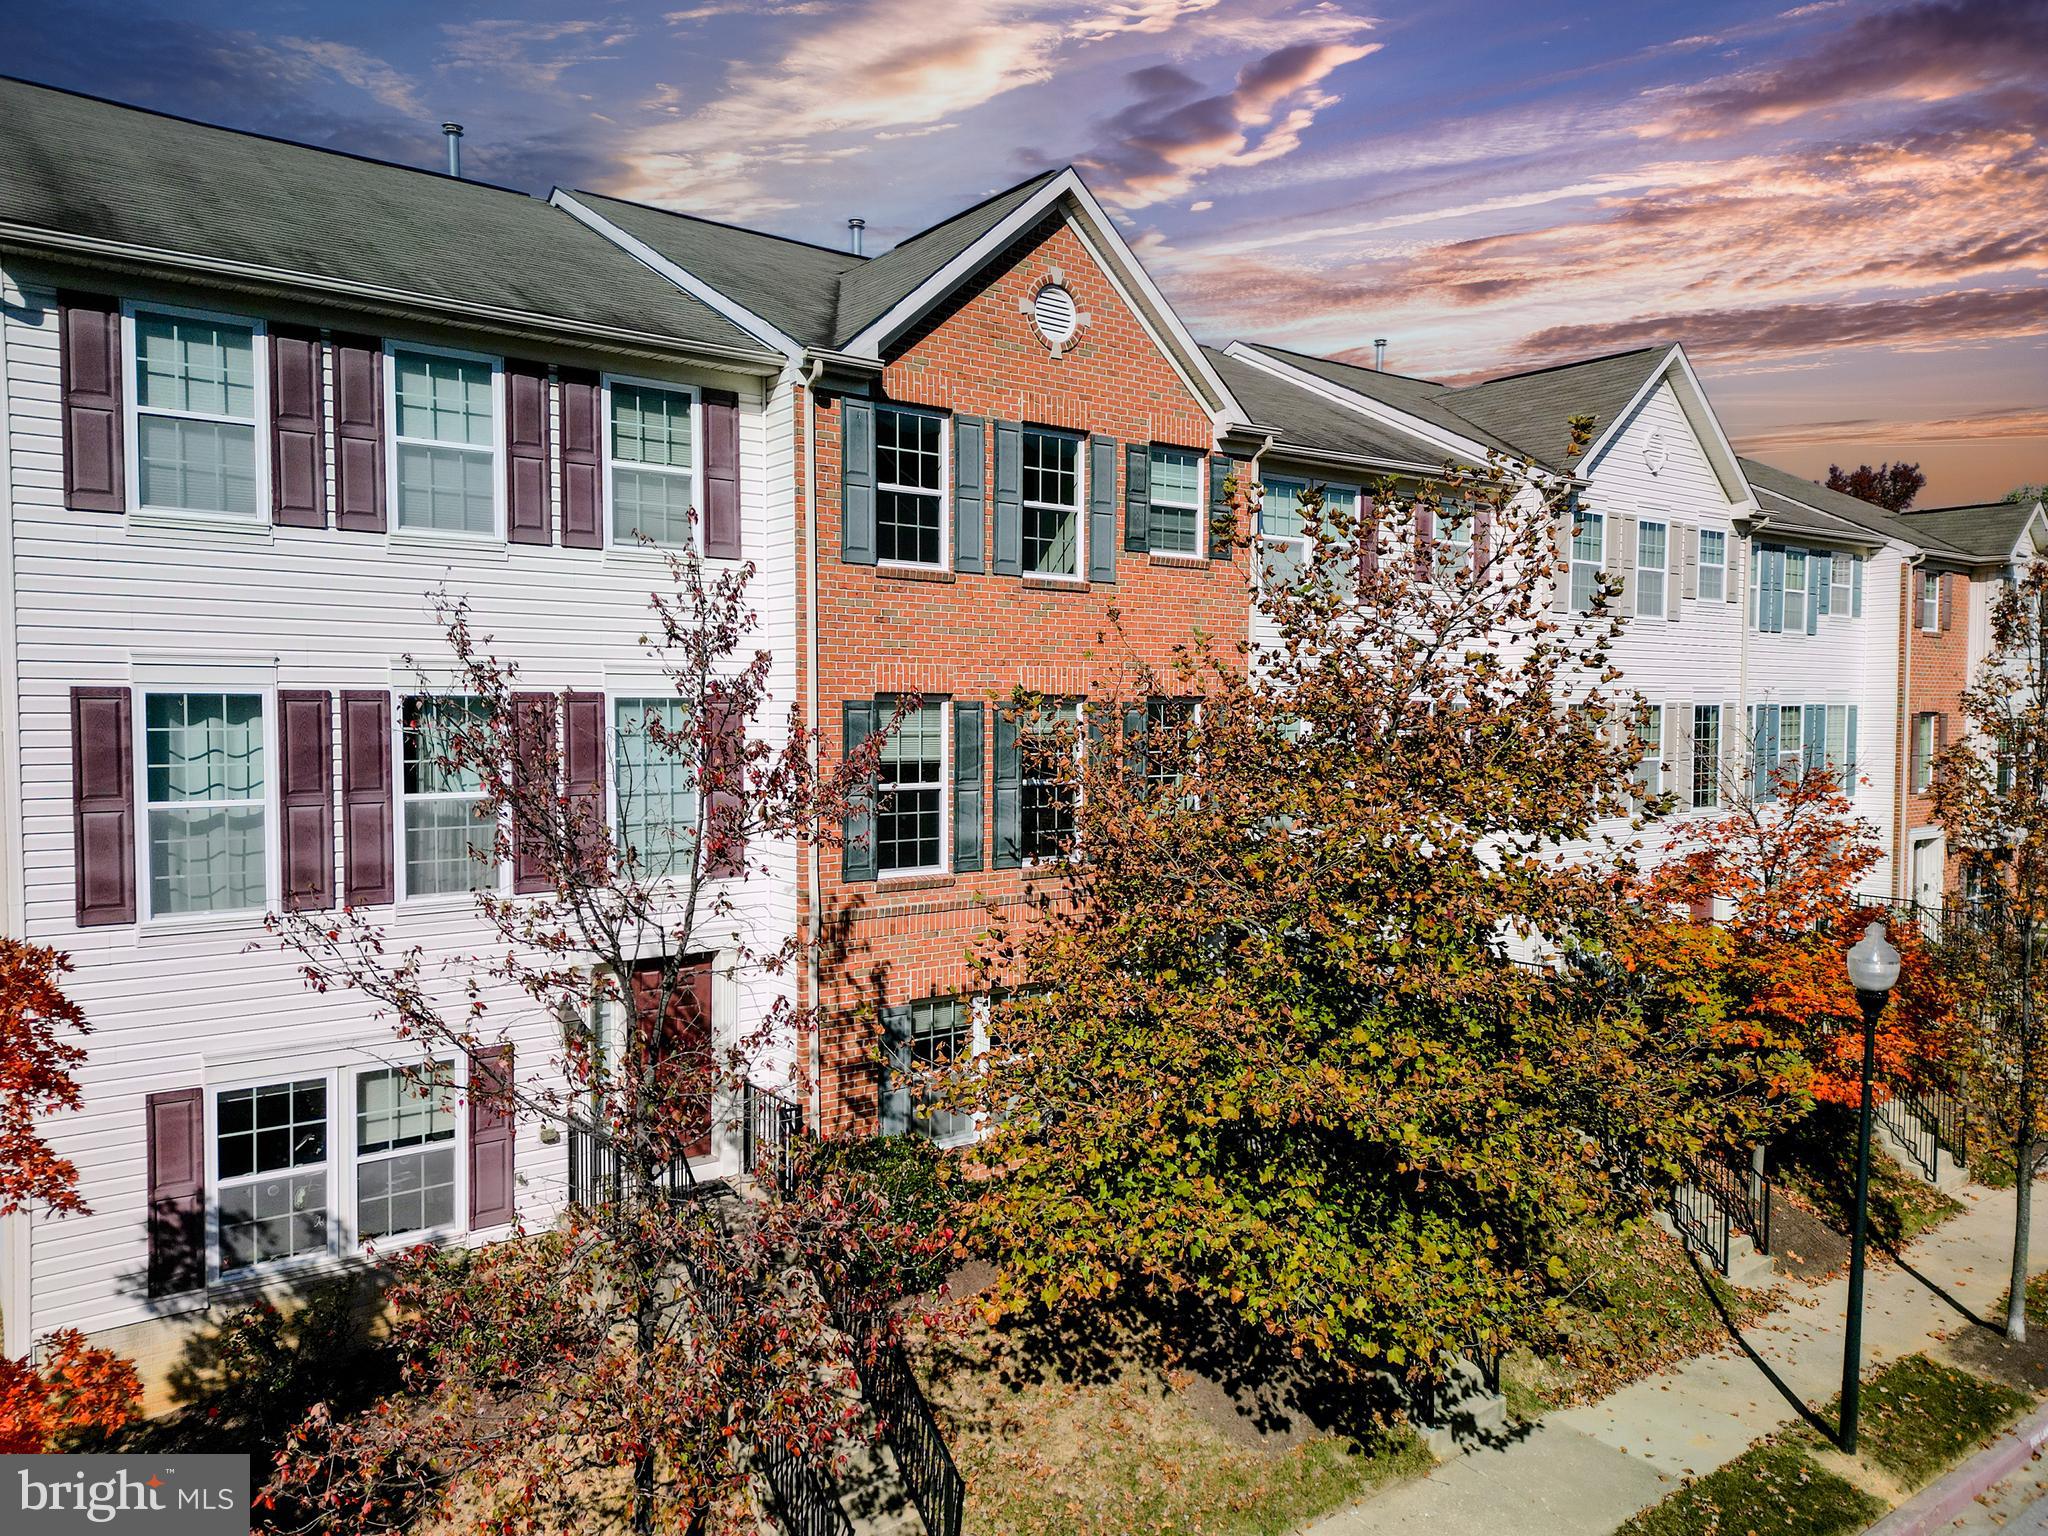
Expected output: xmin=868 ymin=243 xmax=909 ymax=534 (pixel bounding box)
xmin=1032 ymin=283 xmax=1078 ymax=345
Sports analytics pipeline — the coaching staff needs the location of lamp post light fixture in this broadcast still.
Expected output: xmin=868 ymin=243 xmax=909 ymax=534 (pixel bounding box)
xmin=1840 ymin=920 xmax=1902 ymax=1455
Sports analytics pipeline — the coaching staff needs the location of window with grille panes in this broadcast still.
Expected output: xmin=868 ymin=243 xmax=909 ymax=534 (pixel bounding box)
xmin=610 ymin=383 xmax=695 ymax=549
xmin=1698 ymin=530 xmax=1727 ymax=603
xmin=1633 ymin=705 xmax=1664 ymax=796
xmin=877 ymin=701 xmax=946 ymax=875
xmin=1912 ymin=713 xmax=1937 ymax=791
xmin=216 ymin=1078 xmax=328 ymax=1272
xmin=1570 ymin=510 xmax=1604 ymax=611
xmin=1146 ymin=697 xmax=1196 ymax=788
xmin=1783 ymin=550 xmax=1808 ymax=632
xmin=133 ymin=309 xmax=260 ymax=519
xmin=1692 ymin=705 xmax=1721 ymax=809
xmin=614 ymin=697 xmax=696 ymax=878
xmin=1257 ymin=476 xmax=1310 ymax=588
xmin=1147 ymin=447 xmax=1202 ymax=555
xmin=1022 ymin=429 xmax=1081 ymax=577
xmin=1636 ymin=520 xmax=1667 ymax=619
xmin=402 ymin=696 xmax=495 ymax=897
xmin=1435 ymin=501 xmax=1474 ymax=582
xmin=354 ymin=1063 xmax=458 ymax=1241
xmin=885 ymin=996 xmax=978 ymax=1146
xmin=144 ymin=690 xmax=266 ymax=917
xmin=1778 ymin=704 xmax=1805 ymax=784
xmin=877 ymin=407 xmax=945 ymax=566
xmin=1021 ymin=701 xmax=1080 ymax=860
xmin=392 ymin=350 xmax=496 ymax=535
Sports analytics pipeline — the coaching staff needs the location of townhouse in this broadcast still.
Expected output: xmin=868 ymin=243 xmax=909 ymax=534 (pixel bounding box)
xmin=0 ymin=79 xmax=800 ymax=1374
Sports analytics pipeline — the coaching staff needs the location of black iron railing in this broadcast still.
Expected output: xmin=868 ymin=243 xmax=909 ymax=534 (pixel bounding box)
xmin=744 ymin=1083 xmax=806 ymax=1197
xmin=565 ymin=1121 xmax=698 ymax=1206
xmin=1668 ymin=1177 xmax=1731 ymax=1276
xmin=1875 ymin=1078 xmax=1967 ymax=1185
xmin=1694 ymin=1152 xmax=1772 ymax=1256
xmin=826 ymin=1294 xmax=967 ymax=1536
xmin=756 ymin=1435 xmax=856 ymax=1536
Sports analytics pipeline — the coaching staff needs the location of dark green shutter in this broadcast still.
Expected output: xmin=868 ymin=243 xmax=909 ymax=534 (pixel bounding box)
xmin=1757 ymin=705 xmax=1780 ymax=800
xmin=1208 ymin=454 xmax=1234 ymax=562
xmin=879 ymin=1004 xmax=914 ymax=1137
xmin=992 ymin=709 xmax=1021 ymax=868
xmin=1846 ymin=706 xmax=1859 ymax=797
xmin=1124 ymin=703 xmax=1147 ymax=785
xmin=842 ymin=399 xmax=875 ymax=565
xmin=1760 ymin=545 xmax=1784 ymax=633
xmin=1125 ymin=444 xmax=1150 ymax=553
xmin=1088 ymin=435 xmax=1117 ymax=583
xmin=993 ymin=420 xmax=1023 ymax=576
xmin=954 ymin=414 xmax=986 ymax=574
xmin=953 ymin=701 xmax=984 ymax=873
xmin=843 ymin=700 xmax=877 ymax=882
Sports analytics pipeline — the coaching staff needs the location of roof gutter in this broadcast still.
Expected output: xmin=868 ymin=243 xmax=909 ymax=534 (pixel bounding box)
xmin=0 ymin=223 xmax=786 ymax=372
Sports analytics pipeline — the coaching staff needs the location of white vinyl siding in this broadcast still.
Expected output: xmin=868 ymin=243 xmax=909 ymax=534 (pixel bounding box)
xmin=391 ymin=348 xmax=497 ymax=536
xmin=131 ymin=309 xmax=261 ymax=520
xmin=613 ymin=697 xmax=696 ymax=879
xmin=609 ymin=380 xmax=697 ymax=549
xmin=400 ymin=696 xmax=495 ymax=898
xmin=143 ymin=690 xmax=266 ymax=918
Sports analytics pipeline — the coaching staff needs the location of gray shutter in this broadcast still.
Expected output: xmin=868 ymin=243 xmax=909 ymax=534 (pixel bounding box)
xmin=842 ymin=701 xmax=877 ymax=883
xmin=59 ymin=292 xmax=124 ymax=513
xmin=1124 ymin=442 xmax=1150 ymax=554
xmin=506 ymin=360 xmax=552 ymax=546
xmin=1615 ymin=514 xmax=1637 ymax=613
xmin=1667 ymin=546 xmax=1682 ymax=622
xmin=71 ymin=686 xmax=135 ymax=926
xmin=1681 ymin=523 xmax=1698 ymax=600
xmin=467 ymin=1043 xmax=515 ymax=1229
xmin=1846 ymin=706 xmax=1859 ymax=798
xmin=1812 ymin=550 xmax=1832 ymax=617
xmin=145 ymin=1088 xmax=204 ymax=1298
xmin=1089 ymin=435 xmax=1117 ymax=583
xmin=954 ymin=414 xmax=986 ymax=574
xmin=1761 ymin=545 xmax=1784 ymax=633
xmin=992 ymin=708 xmax=1021 ymax=868
xmin=1803 ymin=704 xmax=1825 ymax=775
xmin=1852 ymin=554 xmax=1864 ymax=617
xmin=1670 ymin=702 xmax=1693 ymax=807
xmin=279 ymin=689 xmax=335 ymax=912
xmin=1208 ymin=454 xmax=1233 ymax=562
xmin=270 ymin=326 xmax=327 ymax=528
xmin=879 ymin=1005 xmax=914 ymax=1138
xmin=1807 ymin=551 xmax=1824 ymax=633
xmin=841 ymin=398 xmax=875 ymax=565
xmin=1755 ymin=705 xmax=1779 ymax=800
xmin=1727 ymin=534 xmax=1743 ymax=604
xmin=953 ymin=701 xmax=984 ymax=873
xmin=701 ymin=388 xmax=742 ymax=560
xmin=558 ymin=369 xmax=602 ymax=548
xmin=993 ymin=421 xmax=1023 ymax=576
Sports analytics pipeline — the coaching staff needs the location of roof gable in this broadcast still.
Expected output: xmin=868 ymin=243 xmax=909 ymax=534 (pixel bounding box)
xmin=1898 ymin=500 xmax=2044 ymax=562
xmin=1450 ymin=348 xmax=1667 ymax=472
xmin=1738 ymin=456 xmax=1927 ymax=549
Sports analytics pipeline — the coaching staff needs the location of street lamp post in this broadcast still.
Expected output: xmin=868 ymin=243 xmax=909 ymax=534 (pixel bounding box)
xmin=1841 ymin=920 xmax=1902 ymax=1455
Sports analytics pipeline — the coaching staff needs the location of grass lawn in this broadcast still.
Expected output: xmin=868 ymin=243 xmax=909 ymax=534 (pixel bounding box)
xmin=915 ymin=1311 xmax=1430 ymax=1536
xmin=1615 ymin=1440 xmax=1883 ymax=1536
xmin=1786 ymin=1353 xmax=2032 ymax=1492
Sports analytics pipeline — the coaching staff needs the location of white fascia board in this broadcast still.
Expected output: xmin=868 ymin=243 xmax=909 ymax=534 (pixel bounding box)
xmin=550 ymin=191 xmax=803 ymax=363
xmin=1222 ymin=341 xmax=1509 ymax=471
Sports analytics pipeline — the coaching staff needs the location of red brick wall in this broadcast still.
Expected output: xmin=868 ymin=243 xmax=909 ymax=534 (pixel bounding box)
xmin=802 ymin=210 xmax=1245 ymax=1134
xmin=1897 ymin=565 xmax=1973 ymax=892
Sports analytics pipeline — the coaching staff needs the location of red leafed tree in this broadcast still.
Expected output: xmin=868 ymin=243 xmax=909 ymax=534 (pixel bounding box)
xmin=1826 ymin=461 xmax=1925 ymax=513
xmin=0 ymin=939 xmax=141 ymax=1449
xmin=1637 ymin=765 xmax=1954 ymax=1106
xmin=265 ymin=552 xmax=935 ymax=1534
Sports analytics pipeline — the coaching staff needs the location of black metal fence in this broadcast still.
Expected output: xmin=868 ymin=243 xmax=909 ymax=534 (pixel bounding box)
xmin=1693 ymin=1152 xmax=1772 ymax=1256
xmin=825 ymin=1293 xmax=967 ymax=1536
xmin=755 ymin=1435 xmax=856 ymax=1536
xmin=1668 ymin=1177 xmax=1731 ymax=1275
xmin=565 ymin=1121 xmax=698 ymax=1206
xmin=744 ymin=1083 xmax=806 ymax=1197
xmin=1875 ymin=1078 xmax=1968 ymax=1185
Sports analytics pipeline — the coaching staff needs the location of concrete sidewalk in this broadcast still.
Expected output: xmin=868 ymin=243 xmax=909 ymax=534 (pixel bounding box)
xmin=1307 ymin=1180 xmax=2048 ymax=1536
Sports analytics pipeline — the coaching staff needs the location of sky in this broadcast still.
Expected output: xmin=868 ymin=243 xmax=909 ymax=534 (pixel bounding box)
xmin=14 ymin=0 xmax=2045 ymax=506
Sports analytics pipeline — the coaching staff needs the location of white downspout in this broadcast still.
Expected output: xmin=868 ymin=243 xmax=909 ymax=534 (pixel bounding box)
xmin=802 ymin=358 xmax=825 ymax=1131
xmin=1738 ymin=516 xmax=1769 ymax=794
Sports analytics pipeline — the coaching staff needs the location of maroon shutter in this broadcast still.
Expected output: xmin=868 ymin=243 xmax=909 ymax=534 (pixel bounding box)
xmin=511 ymin=691 xmax=556 ymax=893
xmin=340 ymin=690 xmax=394 ymax=905
xmin=1413 ymin=504 xmax=1435 ymax=580
xmin=71 ymin=687 xmax=135 ymax=926
xmin=467 ymin=1044 xmax=516 ymax=1229
xmin=705 ymin=689 xmax=746 ymax=880
xmin=507 ymin=360 xmax=552 ymax=546
xmin=146 ymin=1087 xmax=205 ymax=1297
xmin=333 ymin=335 xmax=386 ymax=533
xmin=1473 ymin=504 xmax=1492 ymax=573
xmin=59 ymin=293 xmax=124 ymax=513
xmin=701 ymin=388 xmax=741 ymax=560
xmin=564 ymin=690 xmax=606 ymax=873
xmin=279 ymin=690 xmax=334 ymax=911
xmin=560 ymin=368 xmax=601 ymax=548
xmin=270 ymin=326 xmax=327 ymax=528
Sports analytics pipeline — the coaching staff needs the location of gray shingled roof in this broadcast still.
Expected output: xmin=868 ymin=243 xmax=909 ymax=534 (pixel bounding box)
xmin=1897 ymin=500 xmax=2040 ymax=562
xmin=1737 ymin=457 xmax=1931 ymax=549
xmin=1448 ymin=348 xmax=1669 ymax=472
xmin=1238 ymin=344 xmax=1525 ymax=458
xmin=1206 ymin=347 xmax=1467 ymax=468
xmin=0 ymin=77 xmax=767 ymax=356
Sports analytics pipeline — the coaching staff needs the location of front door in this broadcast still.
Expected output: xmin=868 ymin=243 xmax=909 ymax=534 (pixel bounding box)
xmin=629 ymin=957 xmax=715 ymax=1162
xmin=1912 ymin=834 xmax=1946 ymax=915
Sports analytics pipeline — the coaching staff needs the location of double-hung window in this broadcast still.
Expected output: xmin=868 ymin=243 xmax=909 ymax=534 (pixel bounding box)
xmin=876 ymin=407 xmax=945 ymax=567
xmin=353 ymin=1063 xmax=458 ymax=1242
xmin=1257 ymin=477 xmax=1310 ymax=587
xmin=1825 ymin=705 xmax=1851 ymax=784
xmin=1831 ymin=558 xmax=1853 ymax=617
xmin=1436 ymin=502 xmax=1474 ymax=582
xmin=130 ymin=308 xmax=262 ymax=520
xmin=614 ymin=697 xmax=696 ymax=878
xmin=1146 ymin=697 xmax=1196 ymax=789
xmin=1020 ymin=701 xmax=1080 ymax=861
xmin=1633 ymin=705 xmax=1664 ymax=796
xmin=1778 ymin=705 xmax=1805 ymax=784
xmin=882 ymin=996 xmax=981 ymax=1147
xmin=1147 ymin=448 xmax=1202 ymax=555
xmin=1570 ymin=511 xmax=1604 ymax=611
xmin=143 ymin=691 xmax=267 ymax=917
xmin=1782 ymin=550 xmax=1807 ymax=632
xmin=391 ymin=348 xmax=498 ymax=536
xmin=401 ymin=696 xmax=496 ymax=898
xmin=1912 ymin=713 xmax=1938 ymax=792
xmin=215 ymin=1078 xmax=328 ymax=1274
xmin=1919 ymin=572 xmax=1941 ymax=631
xmin=877 ymin=701 xmax=946 ymax=876
xmin=1636 ymin=520 xmax=1668 ymax=619
xmin=1692 ymin=705 xmax=1721 ymax=809
xmin=609 ymin=381 xmax=696 ymax=549
xmin=1022 ymin=429 xmax=1082 ymax=578
xmin=1698 ymin=530 xmax=1727 ymax=603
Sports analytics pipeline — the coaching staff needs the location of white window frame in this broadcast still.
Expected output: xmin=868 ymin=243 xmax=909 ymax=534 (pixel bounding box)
xmin=134 ymin=684 xmax=277 ymax=924
xmin=1255 ymin=475 xmax=1322 ymax=589
xmin=1698 ymin=529 xmax=1727 ymax=603
xmin=348 ymin=1056 xmax=467 ymax=1252
xmin=1912 ymin=713 xmax=1937 ymax=792
xmin=1018 ymin=699 xmax=1084 ymax=866
xmin=1778 ymin=704 xmax=1805 ymax=782
xmin=876 ymin=697 xmax=950 ymax=879
xmin=395 ymin=693 xmax=505 ymax=904
xmin=1147 ymin=446 xmax=1206 ymax=558
xmin=1636 ymin=519 xmax=1668 ymax=620
xmin=1830 ymin=557 xmax=1853 ymax=617
xmin=121 ymin=300 xmax=271 ymax=526
xmin=1021 ymin=426 xmax=1086 ymax=581
xmin=1783 ymin=550 xmax=1807 ymax=633
xmin=1570 ymin=510 xmax=1605 ymax=612
xmin=1919 ymin=571 xmax=1941 ymax=632
xmin=873 ymin=403 xmax=951 ymax=571
xmin=1692 ymin=704 xmax=1721 ymax=810
xmin=1435 ymin=498 xmax=1474 ymax=582
xmin=602 ymin=373 xmax=703 ymax=555
xmin=885 ymin=993 xmax=989 ymax=1150
xmin=206 ymin=1066 xmax=336 ymax=1283
xmin=609 ymin=691 xmax=698 ymax=885
xmin=384 ymin=339 xmax=506 ymax=543
xmin=1634 ymin=703 xmax=1665 ymax=796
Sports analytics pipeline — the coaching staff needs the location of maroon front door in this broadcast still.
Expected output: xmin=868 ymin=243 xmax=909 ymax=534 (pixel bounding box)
xmin=630 ymin=958 xmax=714 ymax=1161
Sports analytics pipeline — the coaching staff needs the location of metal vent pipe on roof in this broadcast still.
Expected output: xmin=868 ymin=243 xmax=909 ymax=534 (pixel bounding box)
xmin=848 ymin=217 xmax=865 ymax=255
xmin=1373 ymin=338 xmax=1387 ymax=371
xmin=443 ymin=122 xmax=464 ymax=178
